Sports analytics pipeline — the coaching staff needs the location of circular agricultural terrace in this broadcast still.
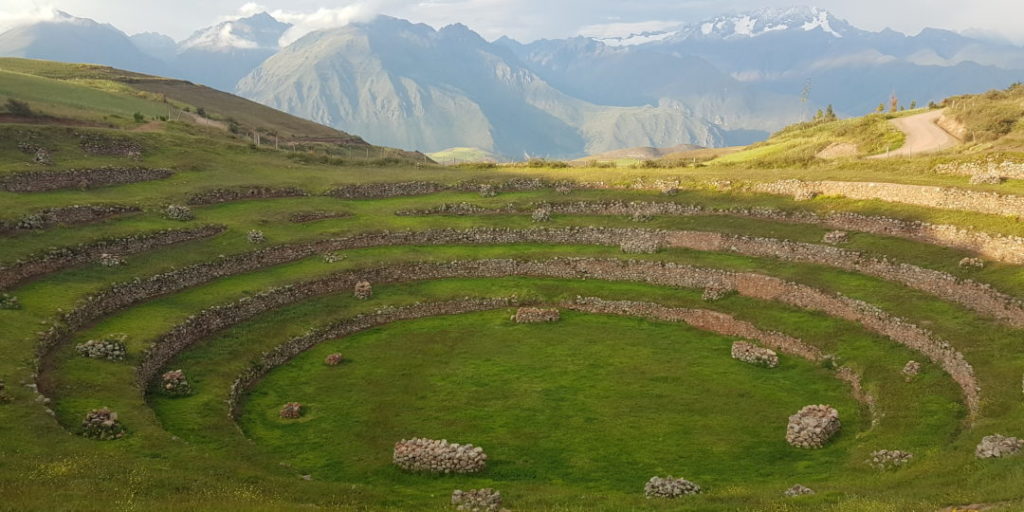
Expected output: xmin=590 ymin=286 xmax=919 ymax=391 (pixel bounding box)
xmin=3 ymin=132 xmax=1024 ymax=511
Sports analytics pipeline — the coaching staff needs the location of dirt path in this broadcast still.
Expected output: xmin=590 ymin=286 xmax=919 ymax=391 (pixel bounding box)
xmin=870 ymin=109 xmax=959 ymax=158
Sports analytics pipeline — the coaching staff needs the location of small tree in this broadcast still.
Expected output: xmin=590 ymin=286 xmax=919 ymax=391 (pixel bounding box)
xmin=876 ymin=103 xmax=885 ymax=113
xmin=825 ymin=104 xmax=836 ymax=121
xmin=196 ymin=106 xmax=207 ymax=118
xmin=910 ymin=100 xmax=917 ymax=109
xmin=5 ymin=99 xmax=33 ymax=117
xmin=814 ymin=108 xmax=824 ymax=120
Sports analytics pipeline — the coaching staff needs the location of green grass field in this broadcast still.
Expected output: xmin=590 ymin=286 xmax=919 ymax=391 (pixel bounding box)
xmin=2 ymin=58 xmax=1024 ymax=511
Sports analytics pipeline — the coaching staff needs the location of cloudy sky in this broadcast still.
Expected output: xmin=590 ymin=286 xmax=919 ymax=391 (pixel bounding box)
xmin=1 ymin=0 xmax=1023 ymax=44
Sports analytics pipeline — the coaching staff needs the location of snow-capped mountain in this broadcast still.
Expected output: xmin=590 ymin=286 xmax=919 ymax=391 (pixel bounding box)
xmin=174 ymin=12 xmax=291 ymax=91
xmin=672 ymin=6 xmax=858 ymax=40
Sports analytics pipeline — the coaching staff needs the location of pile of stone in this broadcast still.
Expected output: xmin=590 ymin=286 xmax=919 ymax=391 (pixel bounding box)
xmin=478 ymin=184 xmax=497 ymax=198
xmin=98 ymin=253 xmax=125 ymax=267
xmin=514 ymin=307 xmax=560 ymax=324
xmin=869 ymin=449 xmax=914 ymax=470
xmin=970 ymin=173 xmax=1005 ymax=185
xmin=451 ymin=489 xmax=504 ymax=512
xmin=75 ymin=335 xmax=128 ymax=361
xmin=786 ymin=405 xmax=841 ymax=449
xmin=902 ymin=360 xmax=922 ymax=378
xmin=976 ymin=434 xmax=1024 ymax=459
xmin=620 ymin=238 xmax=661 ymax=254
xmin=823 ymin=231 xmax=850 ymax=245
xmin=322 ymin=252 xmax=345 ymax=263
xmin=164 ymin=204 xmax=195 ymax=221
xmin=324 ymin=353 xmax=345 ymax=366
xmin=0 ymin=293 xmax=20 ymax=310
xmin=280 ymin=402 xmax=303 ymax=419
xmin=160 ymin=369 xmax=191 ymax=396
xmin=630 ymin=210 xmax=653 ymax=223
xmin=555 ymin=184 xmax=574 ymax=195
xmin=783 ymin=484 xmax=815 ymax=497
xmin=393 ymin=438 xmax=487 ymax=474
xmin=247 ymin=229 xmax=266 ymax=244
xmin=702 ymin=287 xmax=733 ymax=302
xmin=354 ymin=281 xmax=373 ymax=300
xmin=731 ymin=341 xmax=779 ymax=368
xmin=643 ymin=476 xmax=701 ymax=498
xmin=81 ymin=407 xmax=125 ymax=440
xmin=959 ymin=257 xmax=985 ymax=269
xmin=531 ymin=207 xmax=552 ymax=223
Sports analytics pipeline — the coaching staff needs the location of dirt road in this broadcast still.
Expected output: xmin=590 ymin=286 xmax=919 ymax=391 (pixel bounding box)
xmin=870 ymin=109 xmax=959 ymax=158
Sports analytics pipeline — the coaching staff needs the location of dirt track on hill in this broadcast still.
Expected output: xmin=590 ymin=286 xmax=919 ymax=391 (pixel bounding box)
xmin=870 ymin=109 xmax=960 ymax=158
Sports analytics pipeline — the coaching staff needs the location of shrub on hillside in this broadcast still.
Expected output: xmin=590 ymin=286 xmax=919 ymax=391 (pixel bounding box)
xmin=4 ymin=99 xmax=33 ymax=117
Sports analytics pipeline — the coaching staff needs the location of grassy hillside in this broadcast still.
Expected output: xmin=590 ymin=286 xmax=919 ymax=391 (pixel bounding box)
xmin=3 ymin=59 xmax=1024 ymax=512
xmin=428 ymin=147 xmax=504 ymax=164
xmin=943 ymin=82 xmax=1024 ymax=148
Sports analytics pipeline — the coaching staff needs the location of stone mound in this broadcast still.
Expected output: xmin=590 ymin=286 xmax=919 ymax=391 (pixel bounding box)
xmin=161 ymin=369 xmax=191 ymax=396
xmin=786 ymin=405 xmax=840 ymax=449
xmin=731 ymin=341 xmax=779 ymax=368
xmin=280 ymin=402 xmax=303 ymax=419
xmin=644 ymin=476 xmax=700 ymax=498
xmin=393 ymin=438 xmax=487 ymax=474
xmin=975 ymin=435 xmax=1023 ymax=459
xmin=354 ymin=281 xmax=373 ymax=300
xmin=783 ymin=484 xmax=815 ymax=497
xmin=81 ymin=407 xmax=125 ymax=440
xmin=869 ymin=449 xmax=914 ymax=470
xmin=75 ymin=335 xmax=128 ymax=361
xmin=324 ymin=353 xmax=345 ymax=366
xmin=451 ymin=489 xmax=504 ymax=512
xmin=514 ymin=307 xmax=560 ymax=324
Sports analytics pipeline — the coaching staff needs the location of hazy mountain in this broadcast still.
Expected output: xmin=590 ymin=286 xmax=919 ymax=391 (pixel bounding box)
xmin=640 ymin=7 xmax=1024 ymax=115
xmin=174 ymin=12 xmax=291 ymax=92
xmin=237 ymin=16 xmax=727 ymax=157
xmin=0 ymin=11 xmax=165 ymax=74
xmin=130 ymin=32 xmax=177 ymax=62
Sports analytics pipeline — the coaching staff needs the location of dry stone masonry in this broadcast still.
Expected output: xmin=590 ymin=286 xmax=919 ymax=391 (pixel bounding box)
xmin=644 ymin=476 xmax=701 ymax=498
xmin=975 ymin=435 xmax=1024 ymax=459
xmin=784 ymin=485 xmax=815 ymax=497
xmin=514 ymin=307 xmax=560 ymax=324
xmin=393 ymin=438 xmax=487 ymax=474
xmin=289 ymin=211 xmax=351 ymax=223
xmin=75 ymin=335 xmax=127 ymax=361
xmin=959 ymin=257 xmax=985 ymax=269
xmin=0 ymin=204 xmax=140 ymax=235
xmin=869 ymin=450 xmax=914 ymax=470
xmin=823 ymin=231 xmax=850 ymax=245
xmin=81 ymin=407 xmax=125 ymax=440
xmin=160 ymin=370 xmax=191 ymax=396
xmin=451 ymin=489 xmax=504 ymax=512
xmin=731 ymin=341 xmax=779 ymax=368
xmin=787 ymin=405 xmax=841 ymax=449
xmin=186 ymin=186 xmax=308 ymax=206
xmin=279 ymin=402 xmax=303 ymax=419
xmin=531 ymin=206 xmax=552 ymax=223
xmin=0 ymin=167 xmax=171 ymax=192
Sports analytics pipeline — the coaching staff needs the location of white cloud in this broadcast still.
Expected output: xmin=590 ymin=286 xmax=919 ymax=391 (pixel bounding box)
xmin=0 ymin=2 xmax=60 ymax=33
xmin=221 ymin=0 xmax=406 ymax=47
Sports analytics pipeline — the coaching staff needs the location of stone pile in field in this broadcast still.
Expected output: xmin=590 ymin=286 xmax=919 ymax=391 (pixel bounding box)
xmin=451 ymin=489 xmax=505 ymax=512
xmin=75 ymin=335 xmax=127 ymax=361
xmin=247 ymin=229 xmax=266 ymax=244
xmin=731 ymin=341 xmax=779 ymax=368
xmin=393 ymin=438 xmax=487 ymax=474
xmin=976 ymin=435 xmax=1024 ymax=458
xmin=98 ymin=253 xmax=125 ymax=267
xmin=354 ymin=281 xmax=373 ymax=300
xmin=702 ymin=286 xmax=732 ymax=302
xmin=324 ymin=353 xmax=345 ymax=366
xmin=643 ymin=476 xmax=701 ymax=498
xmin=514 ymin=307 xmax=560 ymax=324
xmin=81 ymin=407 xmax=125 ymax=440
xmin=280 ymin=402 xmax=303 ymax=419
xmin=0 ymin=293 xmax=20 ymax=310
xmin=531 ymin=207 xmax=551 ymax=223
xmin=786 ymin=405 xmax=840 ymax=448
xmin=823 ymin=231 xmax=850 ymax=245
xmin=160 ymin=370 xmax=191 ymax=396
xmin=959 ymin=257 xmax=985 ymax=269
xmin=783 ymin=484 xmax=815 ymax=497
xmin=869 ymin=450 xmax=914 ymax=469
xmin=902 ymin=361 xmax=922 ymax=378
xmin=164 ymin=204 xmax=194 ymax=221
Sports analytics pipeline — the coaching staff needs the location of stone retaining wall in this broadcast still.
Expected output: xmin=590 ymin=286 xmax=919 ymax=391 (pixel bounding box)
xmin=754 ymin=180 xmax=1024 ymax=218
xmin=398 ymin=200 xmax=1024 ymax=265
xmin=0 ymin=167 xmax=172 ymax=192
xmin=186 ymin=186 xmax=309 ymax=205
xmin=0 ymin=205 xmax=140 ymax=236
xmin=35 ymin=229 xmax=978 ymax=418
xmin=0 ymin=225 xmax=226 ymax=291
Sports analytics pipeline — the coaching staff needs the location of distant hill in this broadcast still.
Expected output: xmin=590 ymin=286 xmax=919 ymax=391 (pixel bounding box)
xmin=428 ymin=147 xmax=505 ymax=164
xmin=578 ymin=144 xmax=705 ymax=162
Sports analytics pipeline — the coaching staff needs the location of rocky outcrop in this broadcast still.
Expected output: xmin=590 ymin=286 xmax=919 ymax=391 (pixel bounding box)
xmin=393 ymin=438 xmax=487 ymax=474
xmin=0 ymin=167 xmax=172 ymax=192
xmin=786 ymin=405 xmax=840 ymax=449
xmin=644 ymin=476 xmax=700 ymax=498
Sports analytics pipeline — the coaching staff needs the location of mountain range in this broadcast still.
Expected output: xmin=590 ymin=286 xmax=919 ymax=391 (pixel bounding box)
xmin=1 ymin=6 xmax=1023 ymax=158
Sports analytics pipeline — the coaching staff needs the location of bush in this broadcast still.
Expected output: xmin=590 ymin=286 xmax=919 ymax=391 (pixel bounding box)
xmin=133 ymin=112 xmax=145 ymax=123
